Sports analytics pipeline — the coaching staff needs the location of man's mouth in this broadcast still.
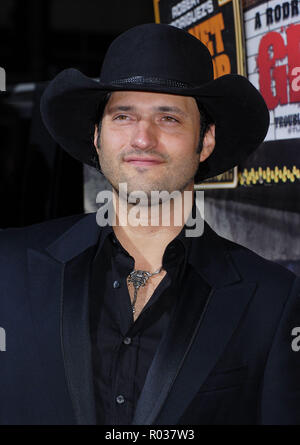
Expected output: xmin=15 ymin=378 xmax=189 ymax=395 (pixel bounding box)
xmin=124 ymin=157 xmax=164 ymax=166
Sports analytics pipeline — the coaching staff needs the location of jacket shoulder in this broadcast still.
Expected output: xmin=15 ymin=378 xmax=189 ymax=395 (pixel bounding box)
xmin=0 ymin=213 xmax=88 ymax=254
xmin=217 ymin=231 xmax=297 ymax=284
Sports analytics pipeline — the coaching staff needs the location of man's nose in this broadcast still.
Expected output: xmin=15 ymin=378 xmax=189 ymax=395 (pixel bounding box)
xmin=130 ymin=121 xmax=157 ymax=150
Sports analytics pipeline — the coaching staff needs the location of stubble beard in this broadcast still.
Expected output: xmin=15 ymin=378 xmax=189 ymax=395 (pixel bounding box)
xmin=99 ymin=153 xmax=199 ymax=206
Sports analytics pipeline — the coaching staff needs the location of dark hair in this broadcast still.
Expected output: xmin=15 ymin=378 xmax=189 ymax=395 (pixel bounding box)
xmin=195 ymin=100 xmax=214 ymax=154
xmin=95 ymin=92 xmax=112 ymax=148
xmin=93 ymin=92 xmax=214 ymax=161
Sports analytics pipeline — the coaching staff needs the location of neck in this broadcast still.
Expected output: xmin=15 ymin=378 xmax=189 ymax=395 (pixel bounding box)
xmin=111 ymin=185 xmax=195 ymax=271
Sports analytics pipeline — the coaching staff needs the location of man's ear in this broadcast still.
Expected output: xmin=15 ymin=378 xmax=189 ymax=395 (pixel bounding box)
xmin=199 ymin=124 xmax=216 ymax=163
xmin=93 ymin=124 xmax=100 ymax=153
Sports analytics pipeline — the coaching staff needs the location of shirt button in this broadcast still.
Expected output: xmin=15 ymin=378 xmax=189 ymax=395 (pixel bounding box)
xmin=116 ymin=395 xmax=125 ymax=404
xmin=113 ymin=280 xmax=120 ymax=288
xmin=123 ymin=337 xmax=132 ymax=345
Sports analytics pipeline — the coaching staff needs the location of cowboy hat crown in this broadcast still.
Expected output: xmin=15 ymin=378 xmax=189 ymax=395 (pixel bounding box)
xmin=100 ymin=23 xmax=213 ymax=89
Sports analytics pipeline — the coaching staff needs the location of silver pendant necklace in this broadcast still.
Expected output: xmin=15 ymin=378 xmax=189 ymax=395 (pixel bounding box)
xmin=127 ymin=266 xmax=162 ymax=314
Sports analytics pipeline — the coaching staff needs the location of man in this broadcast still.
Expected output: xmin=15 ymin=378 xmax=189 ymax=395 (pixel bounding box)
xmin=0 ymin=23 xmax=299 ymax=425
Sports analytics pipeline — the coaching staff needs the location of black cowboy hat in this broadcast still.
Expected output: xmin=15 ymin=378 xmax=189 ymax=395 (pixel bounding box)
xmin=40 ymin=23 xmax=269 ymax=182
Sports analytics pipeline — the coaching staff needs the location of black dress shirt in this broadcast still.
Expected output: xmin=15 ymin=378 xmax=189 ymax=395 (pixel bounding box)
xmin=89 ymin=223 xmax=192 ymax=425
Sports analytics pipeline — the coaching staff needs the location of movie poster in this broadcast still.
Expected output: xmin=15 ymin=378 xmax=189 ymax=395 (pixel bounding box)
xmin=245 ymin=0 xmax=300 ymax=140
xmin=153 ymin=0 xmax=245 ymax=188
xmin=240 ymin=0 xmax=300 ymax=186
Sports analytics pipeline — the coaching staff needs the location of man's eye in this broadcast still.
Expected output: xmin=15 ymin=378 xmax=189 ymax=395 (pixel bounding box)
xmin=114 ymin=115 xmax=130 ymax=120
xmin=162 ymin=116 xmax=179 ymax=123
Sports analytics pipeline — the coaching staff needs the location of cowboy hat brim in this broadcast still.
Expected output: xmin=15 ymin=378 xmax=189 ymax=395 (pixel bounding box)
xmin=40 ymin=68 xmax=270 ymax=182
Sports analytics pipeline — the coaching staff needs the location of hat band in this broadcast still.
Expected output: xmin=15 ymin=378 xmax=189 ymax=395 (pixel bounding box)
xmin=109 ymin=76 xmax=192 ymax=89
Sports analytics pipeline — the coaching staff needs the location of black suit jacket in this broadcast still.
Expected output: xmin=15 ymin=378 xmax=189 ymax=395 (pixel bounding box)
xmin=0 ymin=212 xmax=299 ymax=425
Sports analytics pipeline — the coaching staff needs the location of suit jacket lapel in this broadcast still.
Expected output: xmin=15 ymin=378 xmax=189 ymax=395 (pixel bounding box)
xmin=131 ymin=267 xmax=213 ymax=425
xmin=132 ymin=222 xmax=257 ymax=425
xmin=59 ymin=247 xmax=97 ymax=425
xmin=28 ymin=213 xmax=103 ymax=425
xmin=154 ymin=280 xmax=257 ymax=425
xmin=132 ymin=278 xmax=257 ymax=425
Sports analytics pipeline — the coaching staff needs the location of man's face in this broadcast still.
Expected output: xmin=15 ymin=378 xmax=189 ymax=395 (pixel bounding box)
xmin=94 ymin=90 xmax=213 ymax=198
